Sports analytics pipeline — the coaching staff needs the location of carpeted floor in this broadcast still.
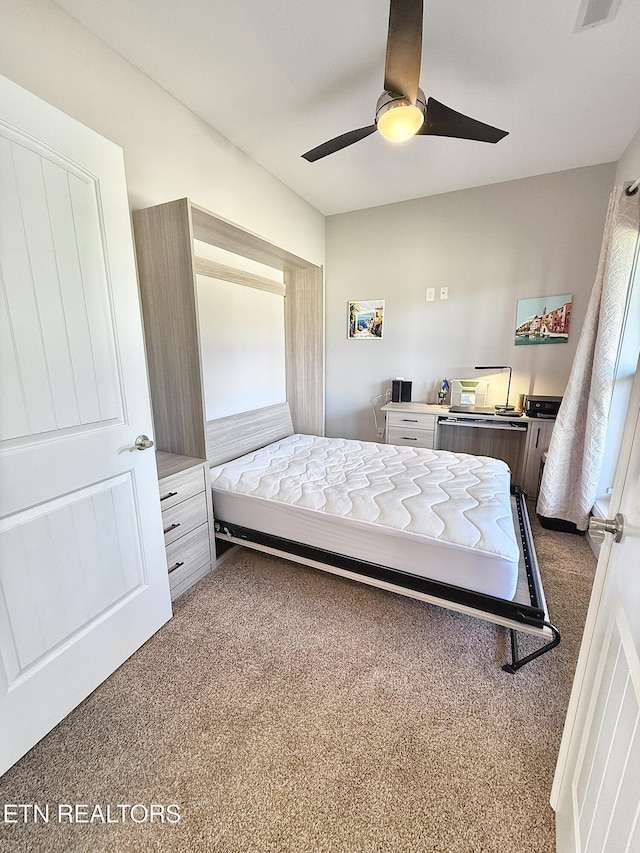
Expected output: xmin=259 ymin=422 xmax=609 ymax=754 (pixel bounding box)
xmin=0 ymin=511 xmax=596 ymax=853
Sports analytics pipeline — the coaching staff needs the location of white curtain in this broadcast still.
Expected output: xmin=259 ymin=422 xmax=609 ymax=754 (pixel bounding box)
xmin=537 ymin=184 xmax=640 ymax=530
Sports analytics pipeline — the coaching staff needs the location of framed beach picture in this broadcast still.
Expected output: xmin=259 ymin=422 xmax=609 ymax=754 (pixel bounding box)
xmin=348 ymin=300 xmax=384 ymax=339
xmin=515 ymin=294 xmax=572 ymax=346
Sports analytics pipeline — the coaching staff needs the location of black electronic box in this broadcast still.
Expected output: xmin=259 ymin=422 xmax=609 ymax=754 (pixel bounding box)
xmin=525 ymin=395 xmax=562 ymax=418
xmin=391 ymin=379 xmax=412 ymax=403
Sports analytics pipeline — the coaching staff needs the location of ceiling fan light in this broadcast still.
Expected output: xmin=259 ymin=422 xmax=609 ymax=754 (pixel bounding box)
xmin=377 ymin=103 xmax=424 ymax=142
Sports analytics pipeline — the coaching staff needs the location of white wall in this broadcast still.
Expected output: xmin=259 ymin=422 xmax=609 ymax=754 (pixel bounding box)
xmin=0 ymin=0 xmax=325 ymax=268
xmin=193 ymin=242 xmax=287 ymax=419
xmin=197 ymin=277 xmax=286 ymax=419
xmin=325 ymin=164 xmax=616 ymax=440
xmin=615 ymin=127 xmax=640 ymax=184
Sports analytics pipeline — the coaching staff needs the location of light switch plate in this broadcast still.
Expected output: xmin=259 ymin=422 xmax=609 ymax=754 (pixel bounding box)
xmin=440 ymin=287 xmax=449 ymax=300
xmin=425 ymin=288 xmax=435 ymax=302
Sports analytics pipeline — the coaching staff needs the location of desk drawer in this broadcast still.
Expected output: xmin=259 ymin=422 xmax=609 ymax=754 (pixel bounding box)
xmin=388 ymin=425 xmax=435 ymax=449
xmin=386 ymin=411 xmax=436 ymax=431
xmin=162 ymin=492 xmax=208 ymax=546
xmin=158 ymin=465 xmax=205 ymax=511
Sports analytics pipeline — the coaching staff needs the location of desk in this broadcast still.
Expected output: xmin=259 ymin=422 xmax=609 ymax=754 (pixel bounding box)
xmin=382 ymin=402 xmax=555 ymax=497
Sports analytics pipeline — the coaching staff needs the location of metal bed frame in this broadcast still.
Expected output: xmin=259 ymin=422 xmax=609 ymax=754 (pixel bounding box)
xmin=208 ymin=406 xmax=560 ymax=673
xmin=215 ymin=485 xmax=560 ymax=674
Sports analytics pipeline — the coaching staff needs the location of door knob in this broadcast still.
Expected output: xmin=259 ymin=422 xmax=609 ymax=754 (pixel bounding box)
xmin=588 ymin=512 xmax=624 ymax=544
xmin=133 ymin=434 xmax=154 ymax=451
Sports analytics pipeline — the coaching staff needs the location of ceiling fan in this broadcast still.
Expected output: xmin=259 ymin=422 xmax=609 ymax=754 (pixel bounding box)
xmin=302 ymin=0 xmax=508 ymax=162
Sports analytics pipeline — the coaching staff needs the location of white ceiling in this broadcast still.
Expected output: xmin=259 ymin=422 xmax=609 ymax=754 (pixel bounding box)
xmin=53 ymin=0 xmax=640 ymax=215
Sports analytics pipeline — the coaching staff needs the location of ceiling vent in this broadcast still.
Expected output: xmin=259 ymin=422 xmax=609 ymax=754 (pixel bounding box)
xmin=575 ymin=0 xmax=622 ymax=30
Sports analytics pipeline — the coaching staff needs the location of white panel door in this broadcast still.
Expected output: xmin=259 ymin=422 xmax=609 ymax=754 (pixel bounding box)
xmin=0 ymin=75 xmax=171 ymax=775
xmin=552 ymin=350 xmax=640 ymax=851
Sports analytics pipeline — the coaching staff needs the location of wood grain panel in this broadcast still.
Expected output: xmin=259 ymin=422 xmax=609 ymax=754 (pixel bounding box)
xmin=158 ymin=464 xmax=205 ymax=510
xmin=190 ymin=202 xmax=315 ymax=272
xmin=194 ymin=256 xmax=285 ymax=296
xmin=438 ymin=422 xmax=527 ymax=485
xmin=387 ymin=426 xmax=435 ymax=448
xmin=133 ymin=199 xmax=207 ymax=459
xmin=284 ymin=266 xmax=324 ymax=435
xmin=206 ymin=402 xmax=294 ymax=466
xmin=203 ymin=463 xmax=218 ymax=565
xmin=386 ymin=411 xmax=436 ymax=430
xmin=523 ymin=420 xmax=555 ymax=497
xmin=162 ymin=492 xmax=208 ymax=546
xmin=135 ymin=197 xmax=324 ymax=489
xmin=165 ymin=522 xmax=210 ymax=580
xmin=156 ymin=451 xmax=207 ymax=481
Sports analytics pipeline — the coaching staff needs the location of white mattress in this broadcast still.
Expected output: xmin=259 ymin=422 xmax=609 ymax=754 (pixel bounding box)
xmin=210 ymin=434 xmax=520 ymax=600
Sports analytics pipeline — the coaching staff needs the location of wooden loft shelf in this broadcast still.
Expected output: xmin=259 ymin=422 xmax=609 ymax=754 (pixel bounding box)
xmin=189 ymin=200 xmax=318 ymax=273
xmin=193 ymin=256 xmax=286 ymax=296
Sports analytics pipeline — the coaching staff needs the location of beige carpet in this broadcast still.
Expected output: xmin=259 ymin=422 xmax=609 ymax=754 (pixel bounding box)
xmin=0 ymin=512 xmax=596 ymax=853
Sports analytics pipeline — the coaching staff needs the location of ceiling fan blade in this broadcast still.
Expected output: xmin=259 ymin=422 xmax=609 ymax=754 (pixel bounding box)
xmin=418 ymin=97 xmax=508 ymax=143
xmin=302 ymin=125 xmax=377 ymax=162
xmin=383 ymin=0 xmax=423 ymax=103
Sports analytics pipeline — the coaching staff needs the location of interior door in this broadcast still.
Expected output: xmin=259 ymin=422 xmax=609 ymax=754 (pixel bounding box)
xmin=552 ymin=352 xmax=640 ymax=851
xmin=0 ymin=76 xmax=171 ymax=775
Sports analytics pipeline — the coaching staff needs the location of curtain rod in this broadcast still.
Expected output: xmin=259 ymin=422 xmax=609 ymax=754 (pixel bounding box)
xmin=625 ymin=177 xmax=640 ymax=196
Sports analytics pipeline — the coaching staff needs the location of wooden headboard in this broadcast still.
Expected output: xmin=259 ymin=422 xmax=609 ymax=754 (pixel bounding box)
xmin=206 ymin=402 xmax=294 ymax=466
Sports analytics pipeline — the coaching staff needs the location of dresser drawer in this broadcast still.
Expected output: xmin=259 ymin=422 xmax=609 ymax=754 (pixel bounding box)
xmin=166 ymin=522 xmax=211 ymax=581
xmin=158 ymin=464 xmax=205 ymax=511
xmin=387 ymin=425 xmax=435 ymax=449
xmin=386 ymin=411 xmax=436 ymax=431
xmin=162 ymin=491 xmax=208 ymax=546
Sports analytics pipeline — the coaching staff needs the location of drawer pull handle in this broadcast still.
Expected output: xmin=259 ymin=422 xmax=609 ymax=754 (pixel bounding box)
xmin=163 ymin=522 xmax=181 ymax=534
xmin=160 ymin=490 xmax=178 ymax=502
xmin=402 ymin=436 xmax=418 ymax=441
xmin=168 ymin=561 xmax=184 ymax=574
xmin=402 ymin=418 xmax=419 ymax=422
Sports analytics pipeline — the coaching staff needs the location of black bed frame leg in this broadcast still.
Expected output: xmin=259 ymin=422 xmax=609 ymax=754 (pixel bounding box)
xmin=502 ymin=621 xmax=561 ymax=674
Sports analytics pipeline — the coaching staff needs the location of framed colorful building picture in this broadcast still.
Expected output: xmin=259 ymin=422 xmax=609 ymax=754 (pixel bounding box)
xmin=515 ymin=294 xmax=572 ymax=345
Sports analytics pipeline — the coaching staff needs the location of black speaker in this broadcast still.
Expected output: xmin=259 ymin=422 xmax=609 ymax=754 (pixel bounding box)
xmin=391 ymin=379 xmax=412 ymax=402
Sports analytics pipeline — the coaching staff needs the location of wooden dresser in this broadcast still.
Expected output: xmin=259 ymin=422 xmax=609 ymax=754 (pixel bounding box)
xmin=384 ymin=404 xmax=437 ymax=449
xmin=156 ymin=451 xmax=215 ymax=601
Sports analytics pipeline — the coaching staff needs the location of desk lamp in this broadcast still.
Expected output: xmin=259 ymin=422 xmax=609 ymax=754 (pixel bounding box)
xmin=475 ymin=365 xmax=514 ymax=411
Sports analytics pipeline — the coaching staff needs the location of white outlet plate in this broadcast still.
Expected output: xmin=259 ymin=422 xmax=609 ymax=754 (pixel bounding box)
xmin=440 ymin=287 xmax=449 ymax=300
xmin=425 ymin=287 xmax=435 ymax=302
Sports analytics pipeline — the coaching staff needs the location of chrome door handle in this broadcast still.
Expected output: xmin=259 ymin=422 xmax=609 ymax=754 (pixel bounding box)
xmin=588 ymin=512 xmax=624 ymax=544
xmin=132 ymin=434 xmax=154 ymax=451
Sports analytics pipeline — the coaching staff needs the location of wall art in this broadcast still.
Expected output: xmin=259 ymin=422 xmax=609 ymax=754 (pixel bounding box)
xmin=515 ymin=294 xmax=572 ymax=345
xmin=348 ymin=300 xmax=384 ymax=339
